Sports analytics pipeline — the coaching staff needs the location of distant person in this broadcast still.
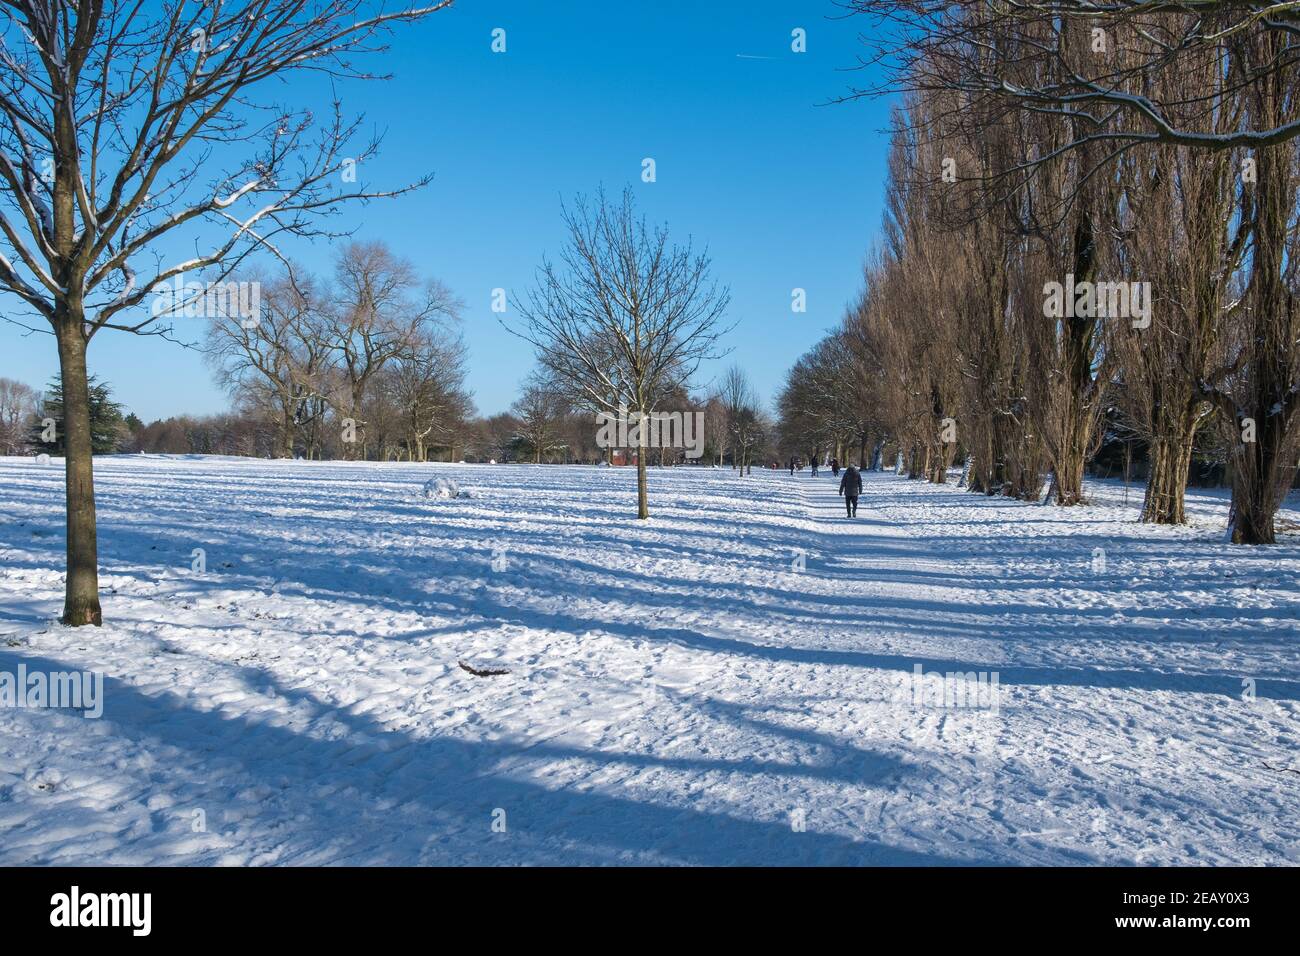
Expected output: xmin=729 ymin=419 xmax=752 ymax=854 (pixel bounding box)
xmin=811 ymin=459 xmax=819 ymax=477
xmin=838 ymin=463 xmax=862 ymax=517
xmin=831 ymin=458 xmax=840 ymax=477
xmin=789 ymin=456 xmax=795 ymax=476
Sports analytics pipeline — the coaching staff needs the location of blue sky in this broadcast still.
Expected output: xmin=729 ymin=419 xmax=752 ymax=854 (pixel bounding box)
xmin=1 ymin=1 xmax=893 ymax=421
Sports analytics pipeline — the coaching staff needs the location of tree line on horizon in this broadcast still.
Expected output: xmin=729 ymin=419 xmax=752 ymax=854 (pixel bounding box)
xmin=1 ymin=362 xmax=781 ymax=470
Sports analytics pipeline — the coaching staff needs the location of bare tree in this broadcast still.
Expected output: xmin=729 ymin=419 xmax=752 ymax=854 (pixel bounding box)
xmin=1205 ymin=129 xmax=1300 ymax=540
xmin=388 ymin=329 xmax=471 ymax=462
xmin=778 ymin=345 xmax=839 ymax=469
xmin=511 ymin=188 xmax=731 ymax=517
xmin=0 ymin=376 xmax=39 ymax=454
xmin=324 ymin=240 xmax=462 ymax=459
xmin=205 ymin=270 xmax=330 ymax=459
xmin=482 ymin=412 xmax=523 ymax=463
xmin=698 ymin=389 xmax=730 ymax=466
xmin=511 ymin=369 xmax=568 ymax=464
xmin=1106 ymin=75 xmax=1247 ymax=524
xmin=0 ymin=0 xmax=453 ymax=625
xmin=721 ymin=365 xmax=766 ymax=476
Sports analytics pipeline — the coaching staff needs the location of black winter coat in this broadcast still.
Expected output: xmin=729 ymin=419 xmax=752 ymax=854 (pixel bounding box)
xmin=839 ymin=467 xmax=862 ymax=496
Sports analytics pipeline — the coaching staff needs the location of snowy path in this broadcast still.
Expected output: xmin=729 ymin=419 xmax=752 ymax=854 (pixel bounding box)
xmin=0 ymin=456 xmax=1297 ymax=865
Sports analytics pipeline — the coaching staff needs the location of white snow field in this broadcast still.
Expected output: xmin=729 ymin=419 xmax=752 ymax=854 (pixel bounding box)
xmin=0 ymin=454 xmax=1297 ymax=866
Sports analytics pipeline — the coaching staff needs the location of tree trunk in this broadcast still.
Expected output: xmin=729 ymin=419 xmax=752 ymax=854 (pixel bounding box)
xmin=969 ymin=432 xmax=991 ymax=494
xmin=1229 ymin=404 xmax=1284 ymax=544
xmin=56 ymin=319 xmax=103 ymax=627
xmin=1044 ymin=202 xmax=1102 ymax=507
xmin=1053 ymin=446 xmax=1086 ymax=506
xmin=1230 ymin=476 xmax=1277 ymax=544
xmin=636 ymin=433 xmax=649 ymax=518
xmin=345 ymin=388 xmax=364 ymax=460
xmin=908 ymin=446 xmax=923 ymax=480
xmin=280 ymin=406 xmax=294 ymax=458
xmin=929 ymin=442 xmax=948 ymax=483
xmin=1141 ymin=427 xmax=1196 ymax=525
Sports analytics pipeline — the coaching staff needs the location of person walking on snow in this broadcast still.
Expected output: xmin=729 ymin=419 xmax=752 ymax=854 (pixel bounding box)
xmin=831 ymin=458 xmax=840 ymax=477
xmin=811 ymin=459 xmax=819 ymax=477
xmin=838 ymin=463 xmax=862 ymax=517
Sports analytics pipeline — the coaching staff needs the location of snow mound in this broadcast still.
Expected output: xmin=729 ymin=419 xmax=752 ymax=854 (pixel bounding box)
xmin=421 ymin=477 xmax=460 ymax=499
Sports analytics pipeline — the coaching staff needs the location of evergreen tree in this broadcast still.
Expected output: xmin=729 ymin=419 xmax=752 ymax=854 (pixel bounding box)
xmin=30 ymin=376 xmax=126 ymax=456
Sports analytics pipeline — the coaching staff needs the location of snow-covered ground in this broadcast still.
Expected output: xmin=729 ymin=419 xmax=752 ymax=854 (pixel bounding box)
xmin=0 ymin=454 xmax=1297 ymax=865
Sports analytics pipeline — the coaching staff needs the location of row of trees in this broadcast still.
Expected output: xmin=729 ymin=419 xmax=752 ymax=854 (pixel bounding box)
xmin=775 ymin=3 xmax=1300 ymax=543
